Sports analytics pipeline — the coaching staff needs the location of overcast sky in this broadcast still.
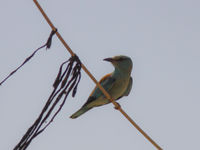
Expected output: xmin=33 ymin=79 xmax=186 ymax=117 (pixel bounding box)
xmin=1 ymin=0 xmax=200 ymax=150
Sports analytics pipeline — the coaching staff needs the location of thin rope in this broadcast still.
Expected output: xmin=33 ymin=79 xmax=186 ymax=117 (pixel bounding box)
xmin=13 ymin=55 xmax=82 ymax=150
xmin=33 ymin=0 xmax=163 ymax=149
xmin=0 ymin=30 xmax=56 ymax=86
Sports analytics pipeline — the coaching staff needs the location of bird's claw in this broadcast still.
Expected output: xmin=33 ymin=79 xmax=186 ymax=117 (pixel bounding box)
xmin=114 ymin=102 xmax=121 ymax=110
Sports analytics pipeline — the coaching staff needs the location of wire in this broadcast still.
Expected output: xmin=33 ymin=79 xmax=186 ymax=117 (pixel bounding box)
xmin=32 ymin=0 xmax=163 ymax=149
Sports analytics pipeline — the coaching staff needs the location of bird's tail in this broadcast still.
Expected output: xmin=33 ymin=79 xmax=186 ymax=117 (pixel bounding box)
xmin=70 ymin=106 xmax=92 ymax=119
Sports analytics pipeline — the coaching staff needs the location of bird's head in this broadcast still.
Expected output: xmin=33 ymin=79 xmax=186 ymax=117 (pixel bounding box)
xmin=103 ymin=55 xmax=133 ymax=73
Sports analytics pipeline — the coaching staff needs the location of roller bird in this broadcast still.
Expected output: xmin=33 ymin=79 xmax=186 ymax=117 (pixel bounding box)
xmin=70 ymin=55 xmax=133 ymax=119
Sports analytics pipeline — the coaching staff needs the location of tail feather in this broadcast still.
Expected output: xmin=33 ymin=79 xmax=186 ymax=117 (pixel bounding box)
xmin=70 ymin=106 xmax=92 ymax=119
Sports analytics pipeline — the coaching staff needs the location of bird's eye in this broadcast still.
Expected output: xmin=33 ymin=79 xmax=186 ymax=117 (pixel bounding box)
xmin=117 ymin=57 xmax=124 ymax=61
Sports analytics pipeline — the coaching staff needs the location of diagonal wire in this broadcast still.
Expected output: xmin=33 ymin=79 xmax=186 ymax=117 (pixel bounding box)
xmin=32 ymin=0 xmax=163 ymax=149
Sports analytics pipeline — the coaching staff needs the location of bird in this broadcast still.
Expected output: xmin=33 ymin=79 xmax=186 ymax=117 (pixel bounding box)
xmin=70 ymin=55 xmax=133 ymax=119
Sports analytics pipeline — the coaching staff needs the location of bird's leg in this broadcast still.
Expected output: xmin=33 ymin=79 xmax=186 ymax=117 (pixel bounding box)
xmin=114 ymin=102 xmax=121 ymax=110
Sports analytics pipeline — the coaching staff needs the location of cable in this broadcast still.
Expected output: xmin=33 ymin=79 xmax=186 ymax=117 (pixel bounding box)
xmin=32 ymin=0 xmax=163 ymax=149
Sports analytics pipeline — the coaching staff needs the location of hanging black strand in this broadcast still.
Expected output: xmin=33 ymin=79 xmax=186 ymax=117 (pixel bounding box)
xmin=0 ymin=29 xmax=57 ymax=86
xmin=13 ymin=55 xmax=82 ymax=150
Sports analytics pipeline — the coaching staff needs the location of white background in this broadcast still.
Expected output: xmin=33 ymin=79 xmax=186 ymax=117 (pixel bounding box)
xmin=1 ymin=0 xmax=200 ymax=150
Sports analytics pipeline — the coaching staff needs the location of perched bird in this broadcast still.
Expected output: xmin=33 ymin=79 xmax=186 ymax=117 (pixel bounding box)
xmin=70 ymin=55 xmax=133 ymax=119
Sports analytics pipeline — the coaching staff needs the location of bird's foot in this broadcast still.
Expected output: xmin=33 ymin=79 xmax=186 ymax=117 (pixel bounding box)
xmin=114 ymin=102 xmax=121 ymax=110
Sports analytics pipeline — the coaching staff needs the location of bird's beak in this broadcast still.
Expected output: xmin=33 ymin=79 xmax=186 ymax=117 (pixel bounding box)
xmin=103 ymin=57 xmax=113 ymax=62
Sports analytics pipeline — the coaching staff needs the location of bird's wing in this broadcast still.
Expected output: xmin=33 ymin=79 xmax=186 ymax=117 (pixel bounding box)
xmin=116 ymin=76 xmax=132 ymax=100
xmin=83 ymin=73 xmax=116 ymax=106
xmin=123 ymin=76 xmax=133 ymax=96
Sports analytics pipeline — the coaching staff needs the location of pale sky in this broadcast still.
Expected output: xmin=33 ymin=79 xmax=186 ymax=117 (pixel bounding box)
xmin=1 ymin=0 xmax=200 ymax=150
